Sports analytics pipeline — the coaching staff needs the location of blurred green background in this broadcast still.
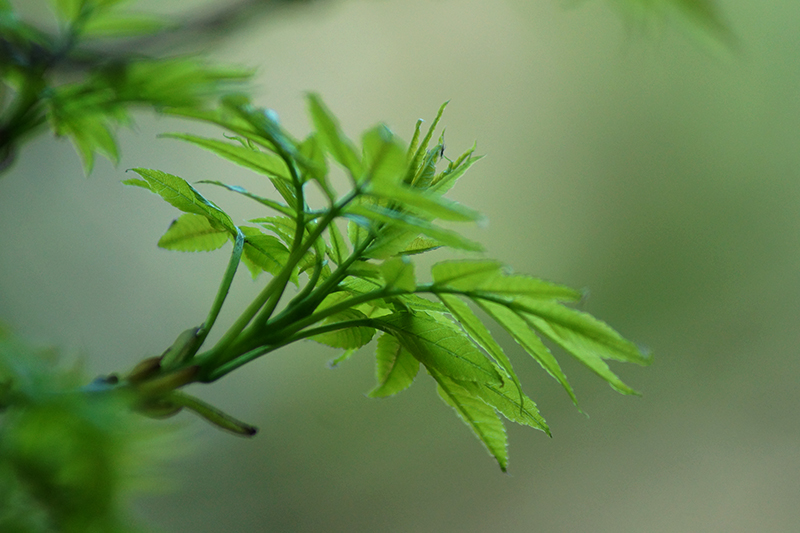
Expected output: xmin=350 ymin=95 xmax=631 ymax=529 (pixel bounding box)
xmin=2 ymin=0 xmax=800 ymax=531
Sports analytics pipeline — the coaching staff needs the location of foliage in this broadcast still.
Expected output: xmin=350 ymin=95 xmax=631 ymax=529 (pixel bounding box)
xmin=117 ymin=94 xmax=651 ymax=473
xmin=0 ymin=0 xmax=734 ymax=530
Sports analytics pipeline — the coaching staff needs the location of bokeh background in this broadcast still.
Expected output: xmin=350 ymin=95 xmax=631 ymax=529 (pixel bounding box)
xmin=2 ymin=0 xmax=799 ymax=531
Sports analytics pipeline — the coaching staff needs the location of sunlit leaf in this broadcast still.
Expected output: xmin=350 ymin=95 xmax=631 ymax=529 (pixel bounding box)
xmin=380 ymin=256 xmax=416 ymax=292
xmin=368 ymin=333 xmax=419 ymax=398
xmin=126 ymin=168 xmax=236 ymax=234
xmin=158 ymin=213 xmax=229 ymax=252
xmin=375 ymin=312 xmax=502 ymax=385
xmin=476 ymin=300 xmax=577 ymax=406
xmin=310 ymin=309 xmax=375 ymax=350
xmin=430 ymin=369 xmax=508 ymax=471
xmin=437 ymin=293 xmax=522 ymax=401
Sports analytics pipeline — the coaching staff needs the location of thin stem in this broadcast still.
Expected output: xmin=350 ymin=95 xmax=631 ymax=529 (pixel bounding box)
xmin=195 ymin=228 xmax=244 ymax=349
xmin=205 ymin=318 xmax=380 ymax=381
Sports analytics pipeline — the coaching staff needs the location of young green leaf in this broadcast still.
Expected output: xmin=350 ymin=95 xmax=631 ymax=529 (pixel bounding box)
xmin=307 ymin=93 xmax=363 ymax=179
xmin=375 ymin=312 xmax=503 ymax=386
xmin=310 ymin=309 xmax=375 ymax=350
xmin=430 ymin=369 xmax=508 ymax=472
xmin=437 ymin=293 xmax=523 ymax=402
xmin=368 ymin=333 xmax=419 ymax=398
xmin=158 ymin=213 xmax=229 ymax=252
xmin=476 ymin=300 xmax=578 ymax=406
xmin=455 ymin=378 xmax=549 ymax=435
xmin=126 ymin=168 xmax=236 ymax=234
xmin=432 ymin=259 xmax=581 ymax=301
xmin=404 ymin=101 xmax=448 ymax=184
xmin=431 ymin=259 xmax=504 ymax=290
xmin=239 ymin=226 xmax=292 ymax=280
xmin=327 ymin=220 xmax=349 ymax=265
xmin=380 ymin=256 xmax=416 ymax=292
xmin=512 ymin=299 xmax=650 ymax=365
xmin=197 ymin=181 xmax=294 ymax=217
xmin=162 ymin=133 xmax=292 ymax=181
xmin=346 ymin=203 xmax=483 ymax=253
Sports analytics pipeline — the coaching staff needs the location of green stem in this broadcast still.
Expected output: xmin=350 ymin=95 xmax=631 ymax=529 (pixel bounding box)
xmin=205 ymin=318 xmax=379 ymax=381
xmin=195 ymin=228 xmax=244 ymax=349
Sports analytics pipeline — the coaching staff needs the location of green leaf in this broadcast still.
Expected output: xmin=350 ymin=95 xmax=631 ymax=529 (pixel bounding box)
xmin=476 ymin=300 xmax=577 ymax=406
xmin=127 ymin=168 xmax=236 ymax=234
xmin=158 ymin=213 xmax=229 ymax=252
xmin=375 ymin=312 xmax=502 ymax=385
xmin=513 ymin=300 xmax=650 ymax=365
xmin=431 ymin=260 xmax=503 ymax=290
xmin=239 ymin=226 xmax=292 ymax=280
xmin=404 ymin=101 xmax=448 ymax=184
xmin=81 ymin=12 xmax=170 ymax=38
xmin=310 ymin=309 xmax=375 ymax=350
xmin=525 ymin=314 xmax=639 ymax=395
xmin=430 ymin=149 xmax=483 ymax=194
xmin=327 ymin=220 xmax=349 ymax=265
xmin=196 ymin=181 xmax=294 ymax=217
xmin=430 ymin=369 xmax=508 ymax=471
xmin=380 ymin=256 xmax=416 ymax=292
xmin=455 ymin=378 xmax=549 ymax=435
xmin=437 ymin=294 xmax=522 ymax=401
xmin=432 ymin=259 xmax=581 ymax=301
xmin=298 ymin=133 xmax=334 ymax=198
xmin=368 ymin=333 xmax=419 ymax=398
xmin=53 ymin=112 xmax=119 ymax=173
xmin=307 ymin=93 xmax=363 ymax=179
xmin=163 ymin=133 xmax=291 ymax=181
xmin=397 ymin=236 xmax=443 ymax=256
xmin=367 ymin=180 xmax=483 ymax=222
xmin=361 ymin=124 xmax=407 ymax=188
xmin=346 ymin=203 xmax=483 ymax=253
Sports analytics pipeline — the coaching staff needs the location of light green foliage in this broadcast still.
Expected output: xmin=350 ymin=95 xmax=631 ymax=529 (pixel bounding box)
xmin=1 ymin=0 xmax=738 ymax=526
xmin=0 ymin=0 xmax=250 ymax=172
xmin=0 ymin=327 xmax=163 ymax=532
xmin=120 ymin=94 xmax=650 ymax=470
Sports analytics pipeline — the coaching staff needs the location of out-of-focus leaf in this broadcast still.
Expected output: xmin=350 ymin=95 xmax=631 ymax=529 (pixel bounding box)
xmin=380 ymin=256 xmax=416 ymax=292
xmin=307 ymin=93 xmax=363 ymax=179
xmin=361 ymin=123 xmax=407 ymax=187
xmin=327 ymin=220 xmax=349 ymax=265
xmin=82 ymin=12 xmax=171 ymax=38
xmin=163 ymin=133 xmax=291 ymax=181
xmin=346 ymin=203 xmax=483 ymax=253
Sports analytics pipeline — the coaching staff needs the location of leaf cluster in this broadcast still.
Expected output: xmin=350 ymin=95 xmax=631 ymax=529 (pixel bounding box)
xmin=122 ymin=95 xmax=651 ymax=471
xmin=0 ymin=0 xmax=251 ymax=172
